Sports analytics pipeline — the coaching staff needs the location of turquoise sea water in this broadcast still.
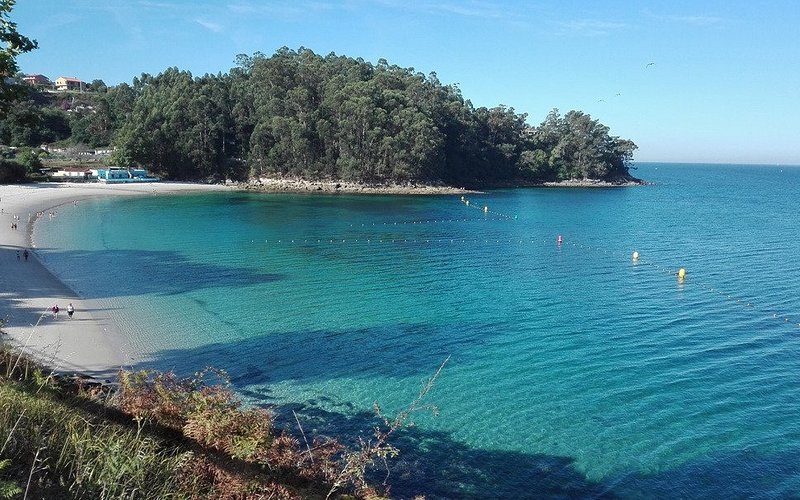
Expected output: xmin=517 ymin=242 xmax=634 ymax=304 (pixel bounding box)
xmin=34 ymin=163 xmax=800 ymax=498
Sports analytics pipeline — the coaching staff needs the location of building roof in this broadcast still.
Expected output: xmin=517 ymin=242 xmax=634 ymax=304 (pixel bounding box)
xmin=58 ymin=166 xmax=92 ymax=172
xmin=22 ymin=74 xmax=53 ymax=85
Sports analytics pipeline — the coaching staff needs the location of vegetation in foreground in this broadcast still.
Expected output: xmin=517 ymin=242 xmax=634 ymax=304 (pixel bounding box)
xmin=0 ymin=346 xmax=443 ymax=499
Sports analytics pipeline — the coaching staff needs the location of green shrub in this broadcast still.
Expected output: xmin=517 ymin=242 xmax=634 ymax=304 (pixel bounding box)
xmin=0 ymin=160 xmax=26 ymax=183
xmin=0 ymin=384 xmax=188 ymax=498
xmin=0 ymin=459 xmax=22 ymax=499
xmin=0 ymin=346 xmax=437 ymax=499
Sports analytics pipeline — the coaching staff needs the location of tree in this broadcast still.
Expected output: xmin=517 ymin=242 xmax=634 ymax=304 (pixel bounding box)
xmin=2 ymin=45 xmax=637 ymax=185
xmin=1 ymin=0 xmax=37 ymax=112
xmin=0 ymin=98 xmax=71 ymax=146
xmin=0 ymin=158 xmax=25 ymax=182
xmin=89 ymin=79 xmax=108 ymax=93
xmin=16 ymin=147 xmax=42 ymax=173
xmin=525 ymin=109 xmax=636 ymax=182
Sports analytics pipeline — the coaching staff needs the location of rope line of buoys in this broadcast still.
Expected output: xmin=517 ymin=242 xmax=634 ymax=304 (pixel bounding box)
xmin=348 ymin=217 xmax=511 ymax=227
xmin=459 ymin=196 xmax=517 ymax=220
xmin=260 ymin=237 xmax=557 ymax=246
xmin=257 ymin=234 xmax=800 ymax=328
xmin=256 ymin=194 xmax=800 ymax=331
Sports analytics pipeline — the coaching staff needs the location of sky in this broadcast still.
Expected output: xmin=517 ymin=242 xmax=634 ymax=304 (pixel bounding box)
xmin=11 ymin=0 xmax=800 ymax=165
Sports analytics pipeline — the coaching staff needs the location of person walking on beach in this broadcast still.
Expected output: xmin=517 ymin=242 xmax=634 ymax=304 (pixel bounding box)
xmin=51 ymin=304 xmax=59 ymax=319
xmin=67 ymin=303 xmax=74 ymax=319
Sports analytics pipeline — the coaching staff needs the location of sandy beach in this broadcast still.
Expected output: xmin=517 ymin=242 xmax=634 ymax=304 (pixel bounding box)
xmin=0 ymin=182 xmax=231 ymax=382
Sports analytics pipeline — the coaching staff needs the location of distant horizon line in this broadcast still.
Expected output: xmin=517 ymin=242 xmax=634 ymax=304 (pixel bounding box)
xmin=633 ymin=160 xmax=800 ymax=167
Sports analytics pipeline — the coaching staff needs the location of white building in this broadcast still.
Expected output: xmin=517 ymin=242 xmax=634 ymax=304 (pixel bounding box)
xmin=51 ymin=167 xmax=91 ymax=179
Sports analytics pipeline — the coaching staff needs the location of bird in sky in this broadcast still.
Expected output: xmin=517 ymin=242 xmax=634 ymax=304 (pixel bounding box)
xmin=646 ymin=62 xmax=655 ymax=68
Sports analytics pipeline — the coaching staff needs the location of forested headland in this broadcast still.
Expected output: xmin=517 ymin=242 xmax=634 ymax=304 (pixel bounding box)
xmin=2 ymin=47 xmax=639 ymax=188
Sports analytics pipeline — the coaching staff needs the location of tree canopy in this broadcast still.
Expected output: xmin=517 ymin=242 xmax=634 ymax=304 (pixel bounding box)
xmin=0 ymin=0 xmax=37 ymax=113
xmin=2 ymin=47 xmax=638 ymax=186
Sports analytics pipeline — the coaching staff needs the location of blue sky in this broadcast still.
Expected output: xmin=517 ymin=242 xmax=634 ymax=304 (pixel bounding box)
xmin=12 ymin=1 xmax=800 ymax=165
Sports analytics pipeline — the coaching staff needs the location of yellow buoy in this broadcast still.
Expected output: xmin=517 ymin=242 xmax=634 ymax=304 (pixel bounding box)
xmin=678 ymin=268 xmax=686 ymax=279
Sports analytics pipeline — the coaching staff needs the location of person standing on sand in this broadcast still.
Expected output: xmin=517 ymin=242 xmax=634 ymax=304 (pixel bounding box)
xmin=67 ymin=303 xmax=74 ymax=319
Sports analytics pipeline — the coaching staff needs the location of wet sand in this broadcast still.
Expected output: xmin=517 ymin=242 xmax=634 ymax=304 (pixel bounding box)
xmin=0 ymin=182 xmax=231 ymax=381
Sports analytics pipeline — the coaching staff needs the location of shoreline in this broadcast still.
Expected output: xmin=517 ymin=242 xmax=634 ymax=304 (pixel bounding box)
xmin=0 ymin=176 xmax=643 ymax=382
xmin=0 ymin=178 xmax=480 ymax=383
xmin=0 ymin=182 xmax=232 ymax=382
xmin=238 ymin=177 xmax=481 ymax=195
xmin=237 ymin=176 xmax=646 ymax=194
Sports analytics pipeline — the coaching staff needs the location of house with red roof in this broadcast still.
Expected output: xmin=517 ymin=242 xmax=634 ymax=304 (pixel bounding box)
xmin=55 ymin=76 xmax=85 ymax=92
xmin=22 ymin=74 xmax=53 ymax=88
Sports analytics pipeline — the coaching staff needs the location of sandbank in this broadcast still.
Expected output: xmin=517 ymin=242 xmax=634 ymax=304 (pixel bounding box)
xmin=0 ymin=182 xmax=231 ymax=382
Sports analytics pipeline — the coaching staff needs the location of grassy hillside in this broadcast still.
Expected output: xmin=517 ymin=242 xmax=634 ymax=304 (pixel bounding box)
xmin=0 ymin=345 xmax=421 ymax=499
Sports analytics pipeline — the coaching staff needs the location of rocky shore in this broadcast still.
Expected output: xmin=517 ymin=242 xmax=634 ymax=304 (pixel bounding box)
xmin=238 ymin=177 xmax=480 ymax=195
xmin=236 ymin=175 xmax=647 ymax=194
xmin=541 ymin=176 xmax=648 ymax=187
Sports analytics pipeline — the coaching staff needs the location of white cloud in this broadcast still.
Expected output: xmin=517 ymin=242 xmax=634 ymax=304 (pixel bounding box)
xmin=226 ymin=0 xmax=523 ymax=25
xmin=425 ymin=1 xmax=507 ymax=19
xmin=135 ymin=1 xmax=185 ymax=10
xmin=552 ymin=20 xmax=628 ymax=37
xmin=642 ymin=9 xmax=727 ymax=27
xmin=227 ymin=2 xmax=314 ymax=17
xmin=100 ymin=4 xmax=146 ymax=45
xmin=665 ymin=15 xmax=724 ymax=26
xmin=195 ymin=18 xmax=224 ymax=33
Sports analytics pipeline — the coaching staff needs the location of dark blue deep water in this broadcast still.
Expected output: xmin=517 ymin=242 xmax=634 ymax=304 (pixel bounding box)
xmin=35 ymin=163 xmax=800 ymax=498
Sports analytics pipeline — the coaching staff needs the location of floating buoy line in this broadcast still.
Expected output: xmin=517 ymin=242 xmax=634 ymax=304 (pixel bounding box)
xmin=459 ymin=195 xmax=517 ymax=220
xmin=348 ymin=217 xmax=511 ymax=227
xmin=252 ymin=196 xmax=799 ymax=330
